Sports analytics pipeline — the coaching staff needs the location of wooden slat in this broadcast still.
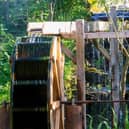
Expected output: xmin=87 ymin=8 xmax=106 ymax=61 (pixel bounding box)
xmin=85 ymin=31 xmax=129 ymax=39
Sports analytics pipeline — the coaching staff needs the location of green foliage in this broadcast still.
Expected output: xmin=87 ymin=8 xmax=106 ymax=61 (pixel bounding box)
xmin=87 ymin=114 xmax=93 ymax=129
xmin=27 ymin=0 xmax=49 ymax=21
xmin=0 ymin=24 xmax=15 ymax=102
xmin=63 ymin=40 xmax=76 ymax=100
xmin=54 ymin=0 xmax=91 ymax=20
xmin=0 ymin=82 xmax=10 ymax=103
xmin=112 ymin=108 xmax=118 ymax=129
xmin=125 ymin=105 xmax=129 ymax=129
xmin=87 ymin=114 xmax=111 ymax=129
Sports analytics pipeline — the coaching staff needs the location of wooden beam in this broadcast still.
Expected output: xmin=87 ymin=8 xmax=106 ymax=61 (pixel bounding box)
xmin=61 ymin=43 xmax=76 ymax=64
xmin=28 ymin=22 xmax=76 ymax=35
xmin=60 ymin=32 xmax=76 ymax=39
xmin=28 ymin=21 xmax=129 ymax=40
xmin=85 ymin=31 xmax=129 ymax=39
xmin=76 ymin=20 xmax=86 ymax=129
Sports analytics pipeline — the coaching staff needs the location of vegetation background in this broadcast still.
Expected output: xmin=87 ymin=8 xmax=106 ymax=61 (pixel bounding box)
xmin=0 ymin=0 xmax=90 ymax=103
xmin=0 ymin=0 xmax=125 ymax=102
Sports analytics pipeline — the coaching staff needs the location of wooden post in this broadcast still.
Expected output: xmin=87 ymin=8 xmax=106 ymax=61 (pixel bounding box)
xmin=110 ymin=6 xmax=120 ymax=128
xmin=76 ymin=20 xmax=86 ymax=129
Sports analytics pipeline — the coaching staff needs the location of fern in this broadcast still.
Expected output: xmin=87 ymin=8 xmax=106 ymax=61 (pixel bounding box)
xmin=87 ymin=114 xmax=93 ymax=129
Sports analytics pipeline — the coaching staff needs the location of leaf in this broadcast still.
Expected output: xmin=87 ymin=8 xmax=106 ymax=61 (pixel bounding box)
xmin=97 ymin=121 xmax=111 ymax=129
xmin=112 ymin=108 xmax=118 ymax=129
xmin=87 ymin=0 xmax=97 ymax=4
xmin=87 ymin=114 xmax=93 ymax=129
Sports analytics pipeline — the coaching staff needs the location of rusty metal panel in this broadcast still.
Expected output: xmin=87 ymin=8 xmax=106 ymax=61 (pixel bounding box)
xmin=65 ymin=105 xmax=82 ymax=129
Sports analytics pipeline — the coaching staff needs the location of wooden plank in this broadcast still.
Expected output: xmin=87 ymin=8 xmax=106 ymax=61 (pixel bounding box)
xmin=27 ymin=22 xmax=76 ymax=35
xmin=85 ymin=31 xmax=129 ymax=39
xmin=76 ymin=20 xmax=86 ymax=129
xmin=28 ymin=21 xmax=129 ymax=40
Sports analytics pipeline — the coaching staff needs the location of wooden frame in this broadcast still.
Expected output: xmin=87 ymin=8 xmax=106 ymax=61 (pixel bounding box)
xmin=27 ymin=18 xmax=129 ymax=129
xmin=28 ymin=22 xmax=129 ymax=40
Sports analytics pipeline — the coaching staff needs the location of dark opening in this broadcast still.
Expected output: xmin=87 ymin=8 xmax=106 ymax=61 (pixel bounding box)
xmin=12 ymin=85 xmax=47 ymax=108
xmin=14 ymin=60 xmax=48 ymax=80
xmin=13 ymin=111 xmax=48 ymax=129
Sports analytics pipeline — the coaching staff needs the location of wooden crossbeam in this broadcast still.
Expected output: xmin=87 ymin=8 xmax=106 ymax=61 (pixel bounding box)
xmin=85 ymin=31 xmax=129 ymax=39
xmin=28 ymin=22 xmax=76 ymax=35
xmin=28 ymin=22 xmax=129 ymax=40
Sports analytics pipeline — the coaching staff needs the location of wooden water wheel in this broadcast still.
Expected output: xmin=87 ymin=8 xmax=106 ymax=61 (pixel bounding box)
xmin=11 ymin=36 xmax=64 ymax=129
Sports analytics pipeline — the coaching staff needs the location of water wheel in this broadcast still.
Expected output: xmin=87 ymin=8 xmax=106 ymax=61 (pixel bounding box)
xmin=11 ymin=36 xmax=64 ymax=129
